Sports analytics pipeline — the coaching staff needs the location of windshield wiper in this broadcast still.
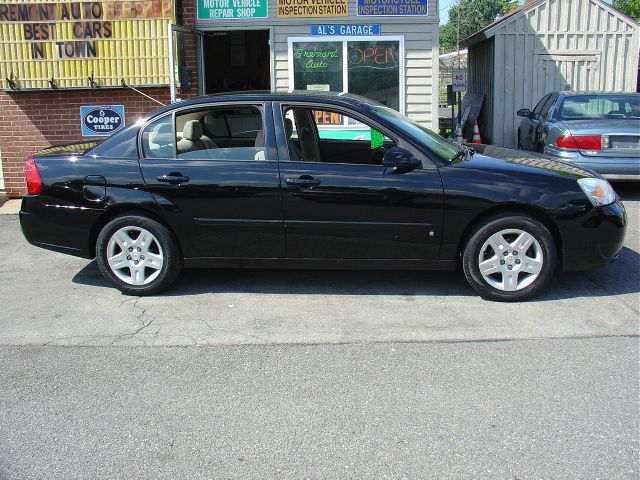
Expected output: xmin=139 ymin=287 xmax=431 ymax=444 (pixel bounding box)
xmin=450 ymin=145 xmax=475 ymax=162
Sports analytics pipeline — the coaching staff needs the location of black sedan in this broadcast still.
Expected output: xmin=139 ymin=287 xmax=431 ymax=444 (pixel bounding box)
xmin=20 ymin=92 xmax=627 ymax=301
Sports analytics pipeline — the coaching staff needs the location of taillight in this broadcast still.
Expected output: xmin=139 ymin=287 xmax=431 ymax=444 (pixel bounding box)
xmin=556 ymin=134 xmax=602 ymax=150
xmin=23 ymin=156 xmax=42 ymax=195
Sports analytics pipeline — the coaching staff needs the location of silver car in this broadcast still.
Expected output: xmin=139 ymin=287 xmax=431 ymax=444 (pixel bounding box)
xmin=517 ymin=92 xmax=640 ymax=181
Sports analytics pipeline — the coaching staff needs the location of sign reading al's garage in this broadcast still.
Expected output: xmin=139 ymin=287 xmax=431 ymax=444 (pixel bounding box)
xmin=80 ymin=105 xmax=125 ymax=137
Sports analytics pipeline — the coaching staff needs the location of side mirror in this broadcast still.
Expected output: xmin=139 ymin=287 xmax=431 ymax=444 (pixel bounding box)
xmin=382 ymin=147 xmax=421 ymax=173
xmin=517 ymin=108 xmax=531 ymax=118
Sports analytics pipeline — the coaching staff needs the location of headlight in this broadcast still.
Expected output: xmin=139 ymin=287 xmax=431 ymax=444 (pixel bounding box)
xmin=577 ymin=178 xmax=617 ymax=207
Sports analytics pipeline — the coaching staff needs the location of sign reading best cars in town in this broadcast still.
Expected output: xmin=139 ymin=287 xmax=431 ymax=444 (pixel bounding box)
xmin=0 ymin=0 xmax=174 ymax=90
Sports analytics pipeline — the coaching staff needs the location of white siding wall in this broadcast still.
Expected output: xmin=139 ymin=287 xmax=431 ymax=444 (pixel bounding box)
xmin=488 ymin=0 xmax=639 ymax=147
xmin=196 ymin=1 xmax=440 ymax=129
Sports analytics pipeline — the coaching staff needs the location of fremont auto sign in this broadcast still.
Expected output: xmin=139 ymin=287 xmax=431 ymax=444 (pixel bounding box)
xmin=80 ymin=105 xmax=125 ymax=137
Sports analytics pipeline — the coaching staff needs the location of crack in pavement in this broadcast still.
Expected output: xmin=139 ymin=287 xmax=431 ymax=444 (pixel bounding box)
xmin=111 ymin=297 xmax=153 ymax=345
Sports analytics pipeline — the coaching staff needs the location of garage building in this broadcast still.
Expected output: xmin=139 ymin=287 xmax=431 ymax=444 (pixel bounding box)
xmin=467 ymin=0 xmax=640 ymax=147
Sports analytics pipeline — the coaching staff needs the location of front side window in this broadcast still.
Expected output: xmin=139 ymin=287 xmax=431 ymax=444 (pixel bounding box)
xmin=283 ymin=106 xmax=396 ymax=165
xmin=290 ymin=37 xmax=403 ymax=112
xmin=532 ymin=94 xmax=551 ymax=116
xmin=540 ymin=94 xmax=557 ymax=119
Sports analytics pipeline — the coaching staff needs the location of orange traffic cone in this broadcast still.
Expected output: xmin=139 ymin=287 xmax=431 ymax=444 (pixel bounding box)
xmin=455 ymin=124 xmax=464 ymax=144
xmin=471 ymin=120 xmax=482 ymax=144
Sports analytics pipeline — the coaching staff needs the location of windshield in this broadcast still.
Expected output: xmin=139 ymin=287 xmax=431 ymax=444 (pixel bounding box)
xmin=370 ymin=106 xmax=460 ymax=160
xmin=558 ymin=94 xmax=640 ymax=120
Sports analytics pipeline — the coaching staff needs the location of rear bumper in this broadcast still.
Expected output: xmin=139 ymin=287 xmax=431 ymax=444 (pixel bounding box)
xmin=544 ymin=148 xmax=640 ymax=180
xmin=20 ymin=196 xmax=102 ymax=259
xmin=560 ymin=200 xmax=627 ymax=271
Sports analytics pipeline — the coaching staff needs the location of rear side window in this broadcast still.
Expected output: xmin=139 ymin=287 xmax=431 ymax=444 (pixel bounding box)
xmin=141 ymin=115 xmax=175 ymax=159
xmin=176 ymin=105 xmax=266 ymax=161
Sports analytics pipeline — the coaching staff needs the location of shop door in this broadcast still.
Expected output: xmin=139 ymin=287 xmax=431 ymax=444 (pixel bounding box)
xmin=202 ymin=30 xmax=271 ymax=94
xmin=169 ymin=25 xmax=205 ymax=103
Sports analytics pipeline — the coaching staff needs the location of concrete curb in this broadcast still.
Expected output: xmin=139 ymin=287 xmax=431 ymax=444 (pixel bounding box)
xmin=0 ymin=199 xmax=21 ymax=215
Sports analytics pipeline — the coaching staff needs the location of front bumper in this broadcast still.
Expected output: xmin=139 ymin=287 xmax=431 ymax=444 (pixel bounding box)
xmin=560 ymin=200 xmax=627 ymax=271
xmin=544 ymin=147 xmax=640 ymax=180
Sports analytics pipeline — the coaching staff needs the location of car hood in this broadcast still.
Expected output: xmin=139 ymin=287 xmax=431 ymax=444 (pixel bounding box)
xmin=464 ymin=144 xmax=596 ymax=179
xmin=558 ymin=118 xmax=640 ymax=135
xmin=33 ymin=140 xmax=104 ymax=158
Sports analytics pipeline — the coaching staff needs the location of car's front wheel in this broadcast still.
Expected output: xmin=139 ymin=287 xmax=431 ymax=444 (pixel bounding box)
xmin=96 ymin=215 xmax=182 ymax=295
xmin=462 ymin=214 xmax=557 ymax=302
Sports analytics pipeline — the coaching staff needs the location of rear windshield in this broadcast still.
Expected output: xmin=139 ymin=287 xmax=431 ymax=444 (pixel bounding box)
xmin=558 ymin=95 xmax=640 ymax=120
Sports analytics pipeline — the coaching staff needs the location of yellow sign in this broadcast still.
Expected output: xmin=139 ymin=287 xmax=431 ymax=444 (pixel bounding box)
xmin=0 ymin=0 xmax=174 ymax=89
xmin=276 ymin=0 xmax=348 ymax=18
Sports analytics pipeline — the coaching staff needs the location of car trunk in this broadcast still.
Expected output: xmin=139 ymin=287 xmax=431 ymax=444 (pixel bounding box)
xmin=34 ymin=140 xmax=104 ymax=158
xmin=562 ymin=119 xmax=640 ymax=158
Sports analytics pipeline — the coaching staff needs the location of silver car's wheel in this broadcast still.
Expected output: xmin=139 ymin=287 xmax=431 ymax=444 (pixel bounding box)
xmin=107 ymin=226 xmax=164 ymax=286
xmin=477 ymin=229 xmax=543 ymax=292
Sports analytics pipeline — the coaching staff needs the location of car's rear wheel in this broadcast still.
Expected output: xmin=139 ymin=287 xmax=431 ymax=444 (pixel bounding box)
xmin=96 ymin=215 xmax=182 ymax=295
xmin=462 ymin=214 xmax=557 ymax=302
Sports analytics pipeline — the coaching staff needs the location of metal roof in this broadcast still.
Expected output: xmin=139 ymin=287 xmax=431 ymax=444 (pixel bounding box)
xmin=467 ymin=0 xmax=639 ymax=45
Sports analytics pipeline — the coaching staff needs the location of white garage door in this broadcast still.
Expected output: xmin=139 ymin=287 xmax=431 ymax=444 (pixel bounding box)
xmin=536 ymin=54 xmax=600 ymax=99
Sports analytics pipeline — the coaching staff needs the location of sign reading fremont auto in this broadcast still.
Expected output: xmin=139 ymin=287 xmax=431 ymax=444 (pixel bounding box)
xmin=197 ymin=0 xmax=268 ymax=19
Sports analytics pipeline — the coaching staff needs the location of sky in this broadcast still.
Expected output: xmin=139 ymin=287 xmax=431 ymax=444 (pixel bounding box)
xmin=439 ymin=0 xmax=613 ymax=25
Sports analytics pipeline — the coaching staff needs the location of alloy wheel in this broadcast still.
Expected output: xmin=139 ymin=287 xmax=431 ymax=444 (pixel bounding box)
xmin=477 ymin=228 xmax=544 ymax=292
xmin=106 ymin=226 xmax=164 ymax=286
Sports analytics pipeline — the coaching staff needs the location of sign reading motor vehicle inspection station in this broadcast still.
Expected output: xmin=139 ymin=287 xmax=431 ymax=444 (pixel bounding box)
xmin=80 ymin=105 xmax=125 ymax=136
xmin=0 ymin=0 xmax=174 ymax=90
xmin=357 ymin=0 xmax=428 ymax=16
xmin=277 ymin=0 xmax=348 ymax=18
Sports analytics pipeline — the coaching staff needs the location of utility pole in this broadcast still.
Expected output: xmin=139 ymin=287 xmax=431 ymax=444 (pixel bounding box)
xmin=456 ymin=0 xmax=462 ymax=131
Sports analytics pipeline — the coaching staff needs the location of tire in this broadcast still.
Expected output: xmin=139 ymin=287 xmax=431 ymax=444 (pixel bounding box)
xmin=96 ymin=214 xmax=182 ymax=295
xmin=462 ymin=214 xmax=557 ymax=302
xmin=517 ymin=130 xmax=522 ymax=149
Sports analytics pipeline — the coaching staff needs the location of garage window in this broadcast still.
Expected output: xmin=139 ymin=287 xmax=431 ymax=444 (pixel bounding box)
xmin=289 ymin=36 xmax=404 ymax=117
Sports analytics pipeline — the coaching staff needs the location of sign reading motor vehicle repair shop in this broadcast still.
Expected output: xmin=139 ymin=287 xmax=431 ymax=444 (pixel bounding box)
xmin=81 ymin=105 xmax=125 ymax=137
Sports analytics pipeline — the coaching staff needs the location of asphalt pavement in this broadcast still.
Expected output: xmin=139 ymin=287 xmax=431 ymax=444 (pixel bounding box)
xmin=0 ymin=183 xmax=638 ymax=479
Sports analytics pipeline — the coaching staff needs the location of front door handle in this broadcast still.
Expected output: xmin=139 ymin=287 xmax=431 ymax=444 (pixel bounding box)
xmin=285 ymin=176 xmax=321 ymax=187
xmin=157 ymin=173 xmax=190 ymax=184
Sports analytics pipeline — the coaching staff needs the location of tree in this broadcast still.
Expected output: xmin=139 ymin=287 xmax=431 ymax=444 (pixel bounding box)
xmin=611 ymin=0 xmax=640 ymax=21
xmin=440 ymin=0 xmax=521 ymax=53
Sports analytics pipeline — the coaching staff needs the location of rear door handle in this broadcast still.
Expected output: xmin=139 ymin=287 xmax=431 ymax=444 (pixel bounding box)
xmin=157 ymin=173 xmax=190 ymax=184
xmin=285 ymin=176 xmax=320 ymax=187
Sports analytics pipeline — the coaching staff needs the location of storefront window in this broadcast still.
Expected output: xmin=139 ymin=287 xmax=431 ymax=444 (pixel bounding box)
xmin=289 ymin=37 xmax=404 ymax=122
xmin=292 ymin=41 xmax=344 ymax=92
xmin=347 ymin=41 xmax=400 ymax=111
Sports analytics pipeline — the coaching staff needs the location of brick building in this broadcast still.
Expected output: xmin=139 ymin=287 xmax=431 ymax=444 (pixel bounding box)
xmin=1 ymin=0 xmax=440 ymax=197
